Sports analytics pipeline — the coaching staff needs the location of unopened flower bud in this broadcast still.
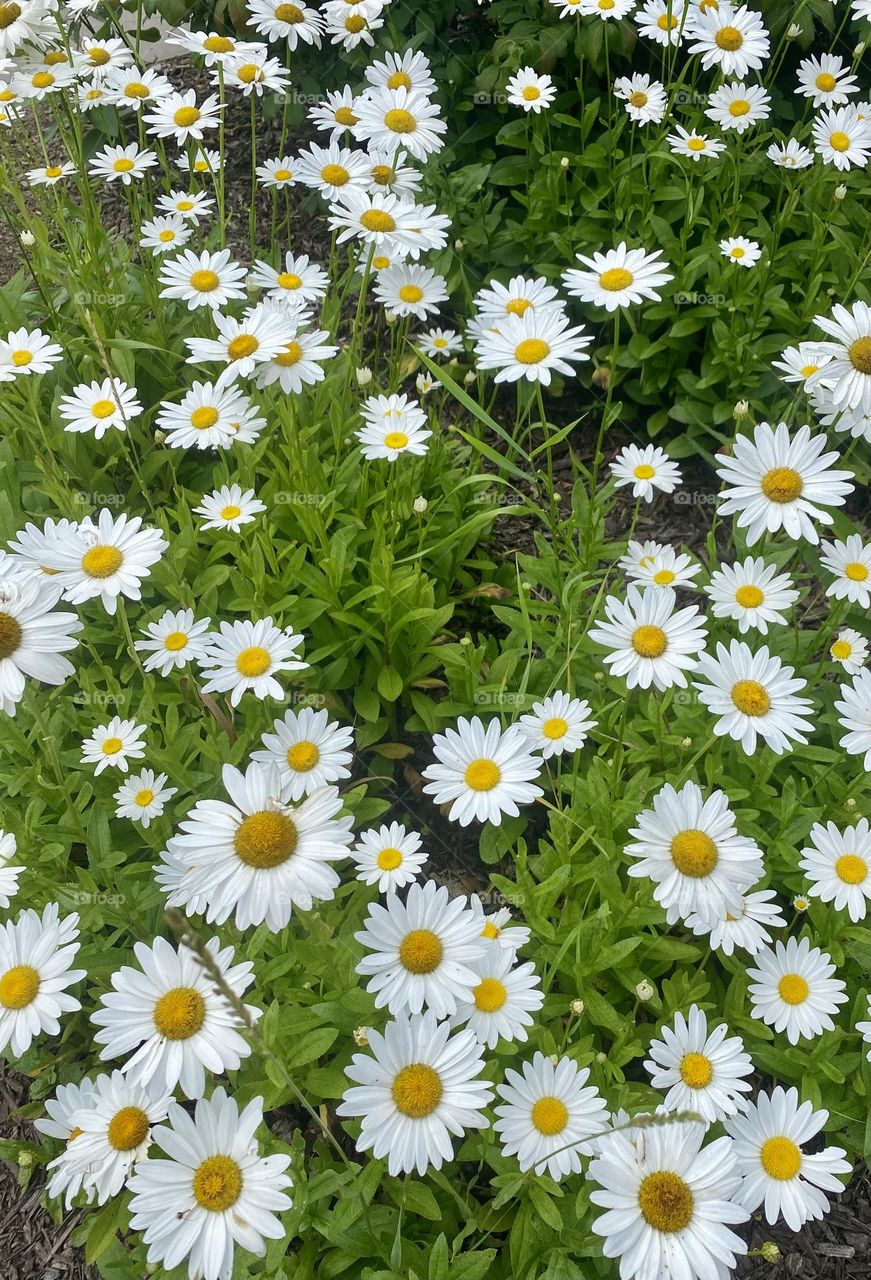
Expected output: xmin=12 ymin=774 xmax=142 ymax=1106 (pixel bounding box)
xmin=570 ymin=998 xmax=585 ymax=1016
xmin=416 ymin=373 xmax=434 ymax=395
xmin=854 ymin=42 xmax=866 ymax=60
xmin=834 ymin=184 xmax=847 ymax=202
xmin=787 ymin=23 xmax=801 ymax=38
xmin=760 ymin=1243 xmax=780 ymax=1264
xmin=592 ymin=365 xmax=612 ymax=391
xmin=460 ymin=635 xmax=472 ymax=646
xmin=355 ymin=365 xmax=372 ymax=387
xmin=681 ymin=736 xmax=693 ymax=749
xmin=20 ymin=230 xmax=35 ymax=246
xmin=454 ymin=238 xmax=464 ymax=251
xmin=635 ymin=979 xmax=655 ymax=1002
xmin=845 ymin=797 xmax=857 ymax=812
xmin=733 ymin=399 xmax=750 ymax=419
xmin=594 ymin=671 xmax=605 ymax=682
xmin=18 ymin=1150 xmax=33 ymax=1168
xmin=595 ymin=1051 xmax=607 ymax=1064
xmin=385 ymin=308 xmax=399 ymax=325
xmin=353 ymin=1026 xmax=369 ymax=1046
xmin=153 ymin=429 xmax=167 ymax=444
xmin=464 ymin=370 xmax=476 ymax=384
xmin=412 ymin=495 xmax=427 ymax=515
xmin=560 ymin=156 xmax=570 ymax=169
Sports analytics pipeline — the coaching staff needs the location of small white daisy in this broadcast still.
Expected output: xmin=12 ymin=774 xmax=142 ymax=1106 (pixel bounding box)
xmin=0 ymin=830 xmax=23 ymax=909
xmin=589 ymin=584 xmax=707 ymax=691
xmin=684 ymin=887 xmax=786 ymax=956
xmin=134 ymin=608 xmax=212 ymax=676
xmin=494 ymin=1051 xmax=609 ymax=1179
xmin=563 ymin=243 xmax=673 ymax=312
xmin=193 ymin=484 xmax=266 ymax=533
xmin=706 ymin=81 xmax=771 ymax=133
xmin=687 ymin=4 xmax=770 ymax=77
xmin=251 ymin=705 xmax=355 ymax=799
xmin=747 ymin=936 xmax=848 ymax=1044
xmin=139 ymin=214 xmax=193 ymax=254
xmin=58 ymin=377 xmax=142 ymax=439
xmin=505 ymin=67 xmax=557 ymax=113
xmin=451 ymin=947 xmax=543 ymax=1049
xmin=812 ymin=105 xmax=871 ymax=170
xmin=666 ymin=125 xmax=726 ymax=161
xmin=0 ymin=904 xmax=84 ymax=1058
xmin=81 ymin=717 xmax=147 ymax=775
xmin=767 ymin=137 xmax=815 ymax=170
xmin=113 ymin=769 xmax=177 ymax=828
xmin=704 ymin=557 xmax=799 ymax=635
xmin=800 ymin=819 xmax=871 ymax=922
xmin=421 ymin=716 xmax=543 ymax=826
xmin=352 ymin=822 xmax=427 ymax=893
xmin=694 ymin=640 xmax=814 ymax=756
xmin=610 ymin=443 xmax=682 ymax=501
xmin=720 ymin=236 xmax=762 ymax=267
xmin=830 ymin=627 xmax=868 ymax=675
xmin=820 ymin=533 xmax=871 ymax=607
xmin=772 ymin=343 xmax=833 ymax=386
xmin=645 ymin=1005 xmax=753 ymax=1122
xmin=197 ymin=617 xmax=308 ymax=707
xmin=613 ymin=72 xmax=668 ymax=124
xmin=517 ymin=690 xmax=597 ymax=759
xmin=159 ymin=248 xmax=248 ymax=311
xmin=90 ymin=142 xmax=158 ymax=185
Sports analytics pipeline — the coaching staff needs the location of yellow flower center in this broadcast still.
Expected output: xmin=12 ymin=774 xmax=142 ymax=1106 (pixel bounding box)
xmin=191 ymin=406 xmax=219 ymax=429
xmin=473 ymin=977 xmax=507 ymax=1012
xmin=228 ymin=335 xmax=260 ymax=361
xmin=234 ymin=809 xmax=298 ymax=868
xmin=848 ymin=337 xmax=871 ymax=374
xmin=174 ymin=106 xmax=201 ymax=127
xmin=177 ymin=200 xmax=195 ymax=211
xmin=679 ymin=1052 xmax=713 ymax=1089
xmin=522 ymin=86 xmax=541 ymax=102
xmin=220 ymin=505 xmax=242 ymax=521
xmin=360 ymin=209 xmax=396 ymax=233
xmin=0 ymin=964 xmax=40 ymax=1010
xmin=735 ymin=584 xmax=763 ymax=608
xmin=801 ymin=364 xmax=818 ymax=377
xmin=345 ymin=15 xmax=366 ymax=32
xmin=629 ymin=90 xmax=648 ymax=107
xmin=387 ymin=70 xmax=412 ymax=90
xmin=236 ymin=644 xmax=271 ymax=677
xmin=464 ymin=759 xmax=501 ymax=791
xmin=506 ymin=297 xmax=532 ymax=316
xmin=835 ymin=854 xmax=867 ymax=884
xmin=190 ymin=269 xmax=220 ymax=293
xmin=192 ymin=1155 xmax=243 ymax=1211
xmin=671 ymin=829 xmax=718 ymax=877
xmin=371 ymin=164 xmax=392 ymax=185
xmin=275 ymin=341 xmax=304 ymax=368
xmin=830 ymin=130 xmax=851 ymax=152
xmin=82 ymin=545 xmax=123 ymax=578
xmin=0 ymin=5 xmax=22 ymax=30
xmin=542 ymin=716 xmax=568 ymax=740
xmin=159 ymin=230 xmax=176 ymax=242
xmin=631 ymin=624 xmax=667 ymax=658
xmin=399 ymin=929 xmax=443 ymax=974
xmin=32 ymin=71 xmax=55 ymax=88
xmin=715 ymin=25 xmax=743 ymax=50
xmin=815 ymin=73 xmax=837 ymax=93
xmin=92 ymin=398 xmax=116 ymax=418
xmin=113 ymin=158 xmax=136 ymax=173
xmin=657 ymin=13 xmax=678 ymax=29
xmin=335 ymin=106 xmax=358 ymax=127
xmin=760 ymin=1136 xmax=801 ymax=1181
xmin=135 ymin=788 xmax=154 ymax=806
xmin=237 ymin=63 xmax=264 ymax=83
xmin=203 ymin=35 xmax=234 ymax=52
xmin=600 ymin=267 xmax=634 ymax=292
xmin=287 ymin=741 xmax=320 ymax=772
xmin=514 ymin=338 xmax=550 ymax=364
xmin=761 ymin=466 xmax=803 ymax=503
xmin=482 ymin=921 xmax=500 ymax=939
xmin=731 ymin=679 xmax=771 ymax=717
xmin=373 ymin=255 xmax=390 ymax=269
xmin=531 ymin=1096 xmax=568 ymax=1136
xmin=124 ymin=82 xmax=150 ymax=99
xmin=277 ymin=272 xmax=303 ymax=290
xmin=102 ymin=737 xmax=123 ymax=756
xmin=845 ymin=561 xmax=869 ymax=581
xmin=831 ymin=639 xmax=852 ymax=660
xmin=731 ymin=248 xmax=746 ymax=259
xmin=399 ymin=284 xmax=424 ymax=303
xmin=778 ymin=973 xmax=809 ymax=1005
xmin=88 ymin=47 xmax=110 ymax=65
xmin=383 ymin=431 xmax=409 ymax=449
xmin=633 ymin=463 xmax=656 ymax=479
xmin=729 ymin=99 xmax=750 ymax=116
xmin=391 ymin=1064 xmax=443 ymax=1117
xmin=153 ymin=986 xmax=206 ymax=1038
xmin=638 ymin=1171 xmax=694 ymax=1232
xmin=376 ymin=847 xmax=403 ymax=871
xmin=384 ymin=108 xmax=416 ymax=134
xmin=11 ymin=349 xmax=32 ymax=365
xmin=107 ymin=1106 xmax=150 ymax=1151
xmin=44 ymin=166 xmax=63 ymax=178
xmin=687 ymin=137 xmax=707 ymax=152
xmin=0 ymin=613 xmax=22 ymax=659
xmin=275 ymin=3 xmax=304 ymax=20
xmin=273 ymin=167 xmax=293 ymax=181
xmin=653 ymin=569 xmax=675 ymax=585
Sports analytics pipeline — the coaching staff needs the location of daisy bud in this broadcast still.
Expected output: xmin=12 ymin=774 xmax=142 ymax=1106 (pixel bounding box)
xmin=353 ymin=1026 xmax=370 ymax=1047
xmin=592 ymin=365 xmax=612 ymax=391
xmin=760 ymin=1243 xmax=780 ymax=1264
xmin=454 ymin=238 xmax=464 ymax=251
xmin=595 ymin=1051 xmax=607 ymax=1064
xmin=153 ymin=429 xmax=167 ymax=444
xmin=355 ymin=365 xmax=373 ymax=387
xmin=845 ymin=797 xmax=857 ymax=811
xmin=834 ymin=184 xmax=847 ymax=202
xmin=460 ymin=636 xmax=472 ymax=646
xmin=464 ymin=370 xmax=476 ymax=384
xmin=787 ymin=23 xmax=801 ymax=38
xmin=385 ymin=309 xmax=399 ymax=325
xmin=570 ymin=998 xmax=585 ymax=1015
xmin=792 ymin=895 xmax=809 ymax=912
xmin=560 ymin=156 xmax=570 ymax=169
xmin=18 ymin=1150 xmax=33 ymax=1168
xmin=681 ymin=736 xmax=693 ymax=748
xmin=20 ymin=230 xmax=35 ymax=246
xmin=635 ymin=979 xmax=655 ymax=1002
xmin=413 ymin=495 xmax=428 ymax=515
xmin=855 ymin=43 xmax=865 ymax=59
xmin=416 ymin=373 xmax=435 ymax=395
xmin=594 ymin=671 xmax=605 ymax=682
xmin=733 ymin=399 xmax=750 ymax=419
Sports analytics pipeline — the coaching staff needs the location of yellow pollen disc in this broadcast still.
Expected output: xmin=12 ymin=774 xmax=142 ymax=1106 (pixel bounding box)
xmin=191 ymin=406 xmax=219 ymax=429
xmin=845 ymin=561 xmax=869 ymax=581
xmin=236 ymin=645 xmax=271 ymax=677
xmin=761 ymin=466 xmax=803 ymax=503
xmin=373 ymin=255 xmax=390 ymax=269
xmin=234 ymin=810 xmax=298 ymax=868
xmin=848 ymin=337 xmax=871 ymax=374
xmin=44 ymin=166 xmax=62 ymax=178
xmin=760 ymin=1136 xmax=801 ymax=1181
xmin=0 ymin=964 xmax=40 ymax=1010
xmin=815 ymin=73 xmax=837 ymax=93
xmin=522 ymin=86 xmax=541 ymax=101
xmin=12 ymin=349 xmax=32 ymax=366
xmin=399 ymin=284 xmax=424 ymax=303
xmin=687 ymin=137 xmax=706 ymax=152
xmin=464 ymin=758 xmax=501 ymax=791
xmin=345 ymin=15 xmax=365 ymax=32
xmin=384 ymin=107 xmax=416 ymax=134
xmin=680 ymin=1052 xmax=713 ymax=1089
xmin=631 ymin=624 xmax=667 ymax=658
xmin=92 ymin=398 xmax=116 ymax=418
xmin=629 ymin=90 xmax=648 ymax=107
xmin=634 ymin=463 xmax=656 ymax=479
xmin=671 ymin=829 xmax=718 ymax=877
xmin=276 ymin=341 xmax=303 ymax=367
xmin=194 ymin=160 xmax=209 ymax=171
xmin=0 ymin=613 xmax=22 ymax=659
xmin=399 ymin=928 xmax=443 ymax=974
xmin=335 ymin=107 xmax=358 ymax=127
xmin=482 ymin=921 xmax=500 ymax=939
xmin=102 ymin=737 xmax=123 ymax=755
xmin=287 ymin=740 xmax=320 ymax=772
xmin=599 ymin=0 xmax=615 ymax=8
xmin=135 ymin=788 xmax=154 ymax=806
xmin=220 ymin=505 xmax=241 ymax=520
xmin=277 ymin=271 xmax=302 ymax=290
xmin=831 ymin=639 xmax=852 ymax=660
xmin=159 ymin=230 xmax=176 ymax=242
xmin=174 ymin=106 xmax=201 ymax=127
xmin=514 ymin=338 xmax=550 ymax=364
xmin=82 ymin=545 xmax=123 ymax=578
xmin=376 ymin=846 xmax=403 ymax=870
xmin=88 ymin=47 xmax=110 ymax=65
xmin=387 ymin=70 xmax=412 ymax=91
xmin=67 ymin=1127 xmax=83 ymax=1142
xmin=190 ymin=269 xmax=220 ymax=293
xmin=729 ymin=99 xmax=750 ymax=116
xmin=657 ymin=13 xmax=678 ymax=29
xmin=531 ymin=1096 xmax=569 ymax=1136
xmin=830 ymin=130 xmax=850 ymax=152
xmin=391 ymin=1063 xmax=443 ymax=1117
xmin=473 ymin=977 xmax=507 ymax=1012
xmin=653 ymin=569 xmax=675 ymax=585
xmin=600 ymin=267 xmax=634 ymax=292
xmin=715 ymin=25 xmax=743 ymax=50
xmin=0 ymin=89 xmax=15 ymax=100
xmin=203 ymin=35 xmax=234 ymax=51
xmin=0 ymin=4 xmax=22 ymax=29
xmin=107 ymin=1105 xmax=149 ymax=1151
xmin=735 ymin=584 xmax=763 ymax=608
xmin=124 ymin=82 xmax=150 ymax=99
xmin=153 ymin=986 xmax=206 ymax=1038
xmin=384 ymin=430 xmax=408 ymax=449
xmin=542 ymin=716 xmax=568 ymax=740
xmin=371 ymin=164 xmax=392 ymax=185
xmin=433 ymin=338 xmax=447 ymax=347
xmin=731 ymin=248 xmax=746 ymax=259
xmin=835 ymin=854 xmax=867 ymax=884
xmin=177 ymin=200 xmax=194 ymax=211
xmin=801 ymin=364 xmax=818 ymax=377
xmin=32 ymin=71 xmax=54 ymax=88
xmin=228 ymin=334 xmax=259 ymax=361
xmin=192 ymin=1155 xmax=243 ymax=1211
xmin=506 ymin=297 xmax=532 ymax=316
xmin=778 ymin=973 xmax=809 ymax=1005
xmin=276 ymin=3 xmax=304 ymax=20
xmin=360 ymin=209 xmax=396 ymax=233
xmin=239 ymin=64 xmax=263 ymax=84
xmin=44 ymin=51 xmax=67 ymax=65
xmin=731 ymin=679 xmax=771 ymax=717
xmin=638 ymin=1171 xmax=694 ymax=1232
xmin=113 ymin=158 xmax=135 ymax=173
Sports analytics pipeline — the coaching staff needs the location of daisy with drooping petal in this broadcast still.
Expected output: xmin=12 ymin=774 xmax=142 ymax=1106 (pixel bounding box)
xmin=0 ymin=327 xmax=63 ymax=380
xmin=667 ymin=125 xmax=726 ymax=161
xmin=92 ymin=935 xmax=258 ymax=1098
xmin=90 ymin=142 xmax=158 ymax=185
xmin=799 ymin=819 xmax=871 ymax=922
xmin=249 ymin=252 xmax=329 ymax=305
xmin=139 ymin=214 xmax=193 ymax=255
xmin=589 ymin=585 xmax=707 ymax=691
xmin=0 ymin=830 xmax=23 ymax=908
xmin=644 ymin=1005 xmax=753 ymax=1122
xmin=830 ymin=628 xmax=868 ymax=675
xmin=178 ymin=147 xmax=223 ymax=177
xmin=812 ymin=105 xmax=871 ymax=171
xmin=197 ymin=617 xmax=308 ymax=706
xmin=36 ymin=1078 xmax=98 ymax=1208
xmin=720 ymin=236 xmax=761 ymax=268
xmin=494 ymin=1051 xmax=609 ymax=1180
xmin=685 ymin=887 xmax=787 ymax=956
xmin=836 ymin=667 xmax=871 ymax=771
xmin=747 ymin=936 xmax=848 ymax=1044
xmin=809 ymin=301 xmax=871 ymax=414
xmin=134 ymin=608 xmax=212 ymax=676
xmin=505 ymin=67 xmax=557 ymax=114
xmin=193 ymin=484 xmax=265 ymax=533
xmin=820 ymin=533 xmax=871 ymax=607
xmin=254 ymin=321 xmax=339 ymax=394
xmin=41 ymin=509 xmax=168 ymax=615
xmin=630 ymin=546 xmax=701 ymax=591
xmin=156 ymin=189 xmax=215 ymax=222
xmin=355 ymin=880 xmax=488 ymax=1017
xmin=797 ymin=53 xmax=859 ymax=108
xmin=704 ymin=557 xmax=799 ymax=635
xmin=159 ymin=248 xmax=248 ymax=311
xmin=687 ymin=3 xmax=769 ymax=76
xmin=58 ymin=377 xmax=142 ymax=438
xmin=81 ymin=717 xmax=146 ymax=775
xmin=626 ymin=780 xmax=763 ymax=924
xmin=329 ymin=190 xmax=450 ymax=258
xmin=563 ymin=243 xmax=672 ymax=312
xmin=474 ymin=308 xmax=592 ymax=385
xmin=352 ymin=84 xmax=447 ymax=161
xmin=220 ymin=49 xmax=291 ymax=97
xmin=156 ymin=381 xmax=265 ymax=451
xmin=635 ymin=0 xmax=687 ymax=46
xmin=618 ymin=539 xmax=666 ymax=575
xmin=694 ymin=640 xmax=813 ymax=756
xmin=251 ymin=705 xmax=354 ymax=799
xmin=248 ymin=0 xmax=325 ymax=47
xmin=352 ymin=822 xmax=427 ymax=893
xmin=726 ymin=1088 xmax=852 ymax=1230
xmin=716 ymin=422 xmax=854 ymax=545
xmin=0 ymin=904 xmax=84 ymax=1058
xmin=421 ymin=716 xmax=543 ymax=826
xmin=309 ymin=85 xmax=360 ymax=140
xmin=706 ymin=80 xmax=771 ymax=133
xmin=0 ymin=577 xmax=82 ymax=714
xmin=337 ymin=1010 xmax=493 ymax=1176
xmin=451 ymin=947 xmax=543 ymax=1049
xmin=114 ymin=769 xmax=177 ymax=828
xmin=767 ymin=137 xmax=814 ymax=170
xmin=128 ymin=1089 xmax=292 ymax=1280
xmin=517 ymin=691 xmax=596 ymax=759
xmin=610 ymin=443 xmax=682 ymax=501
xmin=373 ymin=263 xmax=448 ymax=320
xmin=143 ymin=90 xmax=222 ymax=145
xmin=773 ymin=343 xmax=832 ymax=386
xmin=613 ymin=72 xmax=667 ymax=124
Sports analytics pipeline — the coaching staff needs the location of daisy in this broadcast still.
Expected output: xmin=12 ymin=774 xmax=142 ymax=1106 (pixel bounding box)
xmin=694 ymin=640 xmax=813 ymax=756
xmin=89 ymin=142 xmax=158 ymax=185
xmin=166 ymin=29 xmax=260 ymax=64
xmin=451 ymin=947 xmax=543 ymax=1048
xmin=812 ymin=105 xmax=871 ymax=170
xmin=589 ymin=1123 xmax=749 ymax=1280
xmin=0 ymin=904 xmax=84 ymax=1058
xmin=79 ymin=35 xmax=133 ymax=71
xmin=139 ymin=214 xmax=192 ymax=254
xmin=469 ymin=894 xmax=532 ymax=954
xmin=820 ymin=534 xmax=871 ymax=607
xmin=337 ymin=1010 xmax=493 ymax=1176
xmin=40 ymin=509 xmax=168 ymax=615
xmin=706 ymin=81 xmax=771 ymax=133
xmin=155 ymin=381 xmax=265 ymax=451
xmin=747 ymin=937 xmax=847 ymax=1044
xmin=830 ymin=628 xmax=868 ymax=675
xmin=178 ymin=147 xmax=222 ymax=177
xmin=517 ymin=691 xmax=596 ymax=759
xmin=329 ymin=191 xmax=450 ymax=258
xmin=418 ymin=327 xmax=462 ymax=358
xmin=474 ymin=308 xmax=592 ymax=385
xmin=12 ymin=62 xmax=78 ymax=100
xmin=685 ymin=887 xmax=787 ymax=956
xmin=0 ymin=577 xmax=81 ymax=714
xmin=767 ymin=137 xmax=814 ymax=170
xmin=247 ymin=0 xmax=325 ymax=47
xmin=197 ymin=617 xmax=308 ymax=706
xmin=193 ymin=484 xmax=265 ymax=533
xmin=254 ymin=323 xmax=339 ymax=394
xmin=26 ymin=161 xmax=77 ymax=187
xmin=36 ymin=1078 xmax=98 ymax=1208
xmin=473 ymin=275 xmax=564 ymax=326
xmin=494 ymin=1052 xmax=609 ymax=1179
xmin=610 ymin=443 xmax=682 ymax=500
xmin=352 ymin=85 xmax=447 ymax=161
xmin=635 ymin=0 xmax=687 ymax=46
xmin=720 ymin=236 xmax=761 ymax=267
xmin=800 ymin=819 xmax=871 ymax=922
xmin=220 ymin=50 xmax=291 ymax=97
xmin=810 ymin=301 xmax=871 ymax=413
xmin=80 ymin=717 xmax=146 ymax=775
xmin=143 ymin=90 xmax=222 ymax=145
xmin=6 ymin=516 xmax=78 ymax=585
xmin=613 ymin=72 xmax=667 ymax=124
xmin=158 ymin=764 xmax=353 ymax=931
xmin=356 ymin=410 xmax=432 ymax=460
xmin=688 ymin=3 xmax=769 ymax=76
xmin=58 ymin=377 xmax=142 ymax=438
xmin=421 ymin=716 xmax=543 ymax=826
xmin=772 ymin=343 xmax=832 ymax=386
xmin=798 ymin=53 xmax=859 ymax=108
xmin=159 ymin=248 xmax=248 ymax=311
xmin=295 ymin=139 xmax=369 ymax=201
xmin=0 ymin=0 xmax=54 ymax=58
xmin=352 ymin=822 xmax=427 ymax=893
xmin=550 ymin=0 xmax=585 ymax=13
xmin=726 ymin=1088 xmax=852 ymax=1230
xmin=836 ymin=670 xmax=871 ymax=769
xmin=505 ymin=67 xmax=557 ymax=113
xmin=644 ymin=1006 xmax=753 ymax=1122
xmin=858 ymin=997 xmax=871 ymax=1061
xmin=128 ymin=1089 xmax=292 ymax=1280
xmin=365 ymin=48 xmax=436 ymax=96
xmin=114 ymin=769 xmax=177 ymax=827
xmin=92 ymin=935 xmax=257 ymax=1098
xmin=250 ymin=252 xmax=328 ymax=307
xmin=251 ymin=706 xmax=354 ymax=799
xmin=563 ymin=243 xmax=672 ymax=311
xmin=373 ymin=263 xmax=448 ymax=320
xmin=618 ymin=539 xmax=667 ymax=575
xmin=185 ymin=305 xmax=298 ymax=380
xmin=360 ymin=393 xmax=427 ymax=436
xmin=364 ymin=145 xmax=423 ymax=197
xmin=156 ymin=189 xmax=215 ymax=221
xmin=580 ymin=0 xmax=637 ymax=17
xmin=704 ymin=557 xmax=799 ymax=634
xmin=102 ymin=65 xmax=174 ymax=111
xmin=631 ymin=546 xmax=702 ymax=590
xmin=666 ymin=124 xmax=726 ymax=161
xmin=715 ymin=421 xmax=854 ymax=545
xmin=325 ymin=5 xmax=384 ymax=50
xmin=0 ymin=327 xmax=63 ymax=380
xmin=626 ymin=780 xmax=763 ymax=924
xmin=589 ymin=585 xmax=707 ymax=691
xmin=309 ymin=85 xmax=361 ymax=140
xmin=77 ymin=81 xmax=109 ymax=111
xmin=0 ymin=830 xmax=23 ymax=908
xmin=811 ymin=391 xmax=871 ymax=443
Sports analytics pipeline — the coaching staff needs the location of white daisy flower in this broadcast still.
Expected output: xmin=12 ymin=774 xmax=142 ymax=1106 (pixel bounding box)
xmin=113 ymin=769 xmax=177 ymax=828
xmin=26 ymin=161 xmax=77 ymax=187
xmin=156 ymin=189 xmax=215 ymax=221
xmin=421 ymin=715 xmax=543 ymax=826
xmin=0 ymin=1 xmax=54 ymax=58
xmin=143 ymin=90 xmax=222 ymax=145
xmin=58 ymin=376 xmax=142 ymax=438
xmin=0 ymin=830 xmax=23 ymax=908
xmin=837 ymin=669 xmax=871 ymax=770
xmin=505 ymin=67 xmax=557 ymax=113
xmin=635 ymin=0 xmax=687 ymax=47
xmin=295 ymin=139 xmax=370 ymax=200
xmin=0 ymin=577 xmax=81 ymax=714
xmin=12 ymin=60 xmax=78 ymax=99
xmin=830 ymin=627 xmax=868 ymax=675
xmin=772 ymin=342 xmax=833 ymax=386
xmin=706 ymin=80 xmax=771 ymax=133
xmin=684 ymin=887 xmax=786 ymax=956
xmin=373 ymin=263 xmax=448 ymax=320
xmin=352 ymin=822 xmax=427 ymax=892
xmin=589 ymin=584 xmax=707 ymax=691
xmin=197 ymin=617 xmax=308 ymax=706
xmin=89 ymin=141 xmax=158 ymax=185
xmin=164 ymin=29 xmax=259 ymax=63
xmin=494 ymin=1051 xmax=609 ymax=1179
xmin=247 ymin=0 xmax=325 ymax=47
xmin=726 ymin=1087 xmax=852 ymax=1230
xmin=356 ymin=414 xmax=432 ymax=460
xmin=472 ymin=274 xmax=564 ymax=326
xmin=155 ymin=380 xmax=265 ymax=450
xmin=613 ymin=72 xmax=667 ymax=124
xmin=178 ymin=147 xmax=222 ymax=176
xmin=797 ymin=53 xmax=859 ymax=108
xmin=325 ymin=5 xmax=383 ymax=50
xmin=474 ymin=307 xmax=592 ymax=385
xmin=102 ymin=65 xmax=174 ymax=111
xmin=337 ymin=1010 xmax=493 ymax=1176
xmin=6 ymin=516 xmax=78 ymax=586
xmin=810 ymin=300 xmax=871 ymax=414
xmin=704 ymin=557 xmax=799 ymax=634
xmin=363 ymin=144 xmax=422 ymax=197
xmin=35 ymin=1078 xmax=98 ymax=1207
xmin=451 ymin=947 xmax=543 ymax=1048
xmin=0 ymin=326 xmax=63 ymax=380
xmin=517 ymin=690 xmax=596 ymax=759
xmin=138 ymin=214 xmax=192 ymax=254
xmin=254 ymin=322 xmax=339 ymax=394
xmin=364 ymin=47 xmax=436 ymax=96
xmin=563 ymin=243 xmax=673 ymax=311
xmin=193 ymin=484 xmax=265 ymax=533
xmin=767 ymin=137 xmax=814 ymax=170
xmin=579 ymin=0 xmax=637 ymax=18
xmin=79 ymin=35 xmax=133 ymax=71
xmin=857 ymin=996 xmax=871 ymax=1062
xmin=644 ymin=1005 xmax=753 ymax=1122
xmin=185 ymin=304 xmax=298 ymax=380
xmin=687 ymin=3 xmax=769 ymax=76
xmin=720 ymin=236 xmax=761 ymax=267
xmin=251 ymin=705 xmax=355 ymax=799
xmin=631 ymin=546 xmax=702 ymax=590
xmin=40 ymin=509 xmax=168 ymax=615
xmin=80 ymin=717 xmax=147 ymax=775
xmin=0 ymin=904 xmax=84 ymax=1058
xmin=694 ymin=640 xmax=813 ymax=756
xmin=418 ymin=327 xmax=462 ymax=358
xmin=329 ymin=190 xmax=451 ymax=258
xmin=352 ymin=84 xmax=447 ymax=161
xmin=820 ymin=533 xmax=871 ymax=607
xmin=309 ymin=85 xmax=361 ymax=140
xmin=799 ymin=819 xmax=871 ymax=922
xmin=812 ymin=105 xmax=871 ymax=170
xmin=610 ymin=443 xmax=682 ymax=500
xmin=811 ymin=389 xmax=871 ymax=444
xmin=249 ymin=252 xmax=329 ymax=305
xmin=159 ymin=248 xmax=248 ymax=311
xmin=469 ymin=894 xmax=532 ymax=954
xmin=747 ymin=936 xmax=848 ymax=1044
xmin=618 ymin=539 xmax=667 ymax=575
xmin=219 ymin=49 xmax=291 ymax=96
xmin=666 ymin=124 xmax=727 ymax=160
